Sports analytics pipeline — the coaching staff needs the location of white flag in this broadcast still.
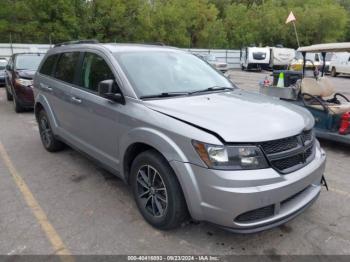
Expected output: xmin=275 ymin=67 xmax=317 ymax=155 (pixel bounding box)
xmin=285 ymin=11 xmax=296 ymax=24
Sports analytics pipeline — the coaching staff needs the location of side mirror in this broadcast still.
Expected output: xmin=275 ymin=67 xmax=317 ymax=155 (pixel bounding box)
xmin=6 ymin=64 xmax=11 ymax=70
xmin=98 ymin=79 xmax=125 ymax=104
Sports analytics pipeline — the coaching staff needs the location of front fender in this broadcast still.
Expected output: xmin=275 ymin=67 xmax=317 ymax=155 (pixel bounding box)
xmin=119 ymin=127 xmax=189 ymax=170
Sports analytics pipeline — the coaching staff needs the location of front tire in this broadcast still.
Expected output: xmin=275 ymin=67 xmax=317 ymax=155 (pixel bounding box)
xmin=37 ymin=110 xmax=64 ymax=152
xmin=12 ymin=94 xmax=24 ymax=113
xmin=131 ymin=150 xmax=188 ymax=230
xmin=5 ymin=85 xmax=13 ymax=101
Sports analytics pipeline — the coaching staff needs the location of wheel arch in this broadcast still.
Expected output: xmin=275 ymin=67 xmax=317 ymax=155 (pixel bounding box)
xmin=34 ymin=94 xmax=58 ymax=130
xmin=120 ymin=127 xmax=189 ymax=184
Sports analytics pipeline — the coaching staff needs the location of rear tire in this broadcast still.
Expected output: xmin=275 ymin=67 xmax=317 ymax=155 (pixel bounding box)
xmin=131 ymin=150 xmax=188 ymax=230
xmin=331 ymin=67 xmax=338 ymax=77
xmin=37 ymin=110 xmax=65 ymax=152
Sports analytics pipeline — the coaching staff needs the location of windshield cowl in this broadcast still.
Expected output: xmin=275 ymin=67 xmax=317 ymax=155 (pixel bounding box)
xmin=139 ymin=86 xmax=235 ymax=100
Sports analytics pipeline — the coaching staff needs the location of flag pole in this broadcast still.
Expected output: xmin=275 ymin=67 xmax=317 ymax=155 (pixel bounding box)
xmin=292 ymin=21 xmax=300 ymax=48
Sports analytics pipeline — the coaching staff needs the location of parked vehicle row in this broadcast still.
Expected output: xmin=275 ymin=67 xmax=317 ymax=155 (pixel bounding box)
xmin=25 ymin=41 xmax=326 ymax=233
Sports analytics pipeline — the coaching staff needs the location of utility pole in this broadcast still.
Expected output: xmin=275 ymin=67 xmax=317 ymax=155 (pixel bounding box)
xmin=292 ymin=21 xmax=300 ymax=48
xmin=10 ymin=33 xmax=14 ymax=55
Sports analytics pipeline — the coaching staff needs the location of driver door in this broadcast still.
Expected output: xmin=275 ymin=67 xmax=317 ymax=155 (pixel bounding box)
xmin=68 ymin=51 xmax=123 ymax=169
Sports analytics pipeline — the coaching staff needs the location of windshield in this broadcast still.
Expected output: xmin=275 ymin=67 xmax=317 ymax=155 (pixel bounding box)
xmin=15 ymin=54 xmax=45 ymax=70
xmin=0 ymin=60 xmax=7 ymax=70
xmin=115 ymin=51 xmax=232 ymax=98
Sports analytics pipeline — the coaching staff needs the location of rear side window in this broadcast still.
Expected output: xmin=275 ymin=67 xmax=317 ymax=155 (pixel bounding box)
xmin=39 ymin=54 xmax=58 ymax=76
xmin=54 ymin=52 xmax=80 ymax=84
xmin=80 ymin=52 xmax=115 ymax=92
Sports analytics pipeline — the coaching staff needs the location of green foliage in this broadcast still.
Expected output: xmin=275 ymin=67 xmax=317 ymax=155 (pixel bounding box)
xmin=0 ymin=0 xmax=349 ymax=48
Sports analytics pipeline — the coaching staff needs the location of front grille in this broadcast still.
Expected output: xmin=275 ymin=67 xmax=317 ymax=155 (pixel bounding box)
xmin=261 ymin=136 xmax=299 ymax=154
xmin=271 ymin=154 xmax=305 ymax=171
xmin=260 ymin=130 xmax=315 ymax=174
xmin=235 ymin=205 xmax=274 ymax=223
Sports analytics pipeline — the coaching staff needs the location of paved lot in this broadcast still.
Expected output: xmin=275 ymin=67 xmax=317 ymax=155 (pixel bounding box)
xmin=0 ymin=71 xmax=350 ymax=255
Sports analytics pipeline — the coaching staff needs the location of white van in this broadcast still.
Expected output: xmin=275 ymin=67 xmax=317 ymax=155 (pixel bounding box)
xmin=329 ymin=52 xmax=350 ymax=77
xmin=240 ymin=47 xmax=270 ymax=71
xmin=269 ymin=47 xmax=295 ymax=69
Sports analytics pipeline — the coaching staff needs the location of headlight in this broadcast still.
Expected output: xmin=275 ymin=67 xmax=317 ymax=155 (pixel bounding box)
xmin=15 ymin=78 xmax=33 ymax=86
xmin=192 ymin=140 xmax=269 ymax=170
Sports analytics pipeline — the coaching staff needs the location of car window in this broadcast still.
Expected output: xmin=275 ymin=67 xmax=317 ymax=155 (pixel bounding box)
xmin=15 ymin=54 xmax=45 ymax=70
xmin=39 ymin=54 xmax=59 ymax=76
xmin=0 ymin=60 xmax=7 ymax=70
xmin=315 ymin=54 xmax=319 ymax=62
xmin=81 ymin=53 xmax=115 ymax=92
xmin=7 ymin=58 xmax=13 ymax=70
xmin=54 ymin=52 xmax=80 ymax=84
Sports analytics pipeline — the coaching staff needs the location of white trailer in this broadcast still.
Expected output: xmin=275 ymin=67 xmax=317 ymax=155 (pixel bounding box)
xmin=269 ymin=47 xmax=295 ymax=69
xmin=240 ymin=47 xmax=270 ymax=71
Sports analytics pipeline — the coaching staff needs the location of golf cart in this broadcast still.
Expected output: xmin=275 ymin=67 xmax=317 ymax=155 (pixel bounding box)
xmin=260 ymin=42 xmax=350 ymax=145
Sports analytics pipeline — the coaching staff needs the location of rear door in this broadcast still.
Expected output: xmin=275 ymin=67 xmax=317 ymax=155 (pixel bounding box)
xmin=38 ymin=52 xmax=81 ymax=138
xmin=68 ymin=51 xmax=123 ymax=169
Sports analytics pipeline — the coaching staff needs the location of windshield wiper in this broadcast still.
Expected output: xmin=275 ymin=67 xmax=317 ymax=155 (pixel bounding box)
xmin=189 ymin=86 xmax=234 ymax=95
xmin=140 ymin=92 xmax=190 ymax=99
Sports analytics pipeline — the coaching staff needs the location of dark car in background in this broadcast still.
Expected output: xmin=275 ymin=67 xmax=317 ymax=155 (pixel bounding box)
xmin=5 ymin=53 xmax=45 ymax=112
xmin=0 ymin=58 xmax=8 ymax=86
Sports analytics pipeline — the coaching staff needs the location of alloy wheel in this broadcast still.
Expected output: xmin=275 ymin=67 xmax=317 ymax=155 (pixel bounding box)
xmin=136 ymin=165 xmax=168 ymax=218
xmin=39 ymin=116 xmax=52 ymax=148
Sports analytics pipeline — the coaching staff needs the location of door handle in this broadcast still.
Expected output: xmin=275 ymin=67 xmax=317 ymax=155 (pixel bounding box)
xmin=71 ymin=96 xmax=82 ymax=104
xmin=40 ymin=83 xmax=52 ymax=92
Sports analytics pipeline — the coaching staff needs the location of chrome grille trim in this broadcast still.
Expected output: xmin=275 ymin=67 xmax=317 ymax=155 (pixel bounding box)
xmin=260 ymin=130 xmax=316 ymax=174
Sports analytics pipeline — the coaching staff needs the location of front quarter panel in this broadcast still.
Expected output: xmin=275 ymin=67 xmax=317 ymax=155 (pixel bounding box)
xmin=117 ymin=100 xmax=222 ymax=177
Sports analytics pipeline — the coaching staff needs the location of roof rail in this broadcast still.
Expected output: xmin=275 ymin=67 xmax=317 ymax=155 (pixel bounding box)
xmin=142 ymin=42 xmax=166 ymax=46
xmin=54 ymin=40 xmax=99 ymax=47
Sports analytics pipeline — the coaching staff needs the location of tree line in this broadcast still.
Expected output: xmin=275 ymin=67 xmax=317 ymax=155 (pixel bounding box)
xmin=0 ymin=0 xmax=349 ymax=49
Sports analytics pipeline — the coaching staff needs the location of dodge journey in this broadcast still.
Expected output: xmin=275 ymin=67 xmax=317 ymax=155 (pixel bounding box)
xmin=33 ymin=41 xmax=326 ymax=233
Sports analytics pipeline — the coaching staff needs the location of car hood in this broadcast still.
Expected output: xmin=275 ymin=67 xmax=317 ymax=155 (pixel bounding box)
xmin=144 ymin=90 xmax=314 ymax=143
xmin=16 ymin=70 xmax=36 ymax=79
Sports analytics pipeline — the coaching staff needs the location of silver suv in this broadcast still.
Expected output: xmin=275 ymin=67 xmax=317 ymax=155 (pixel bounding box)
xmin=34 ymin=41 xmax=326 ymax=233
